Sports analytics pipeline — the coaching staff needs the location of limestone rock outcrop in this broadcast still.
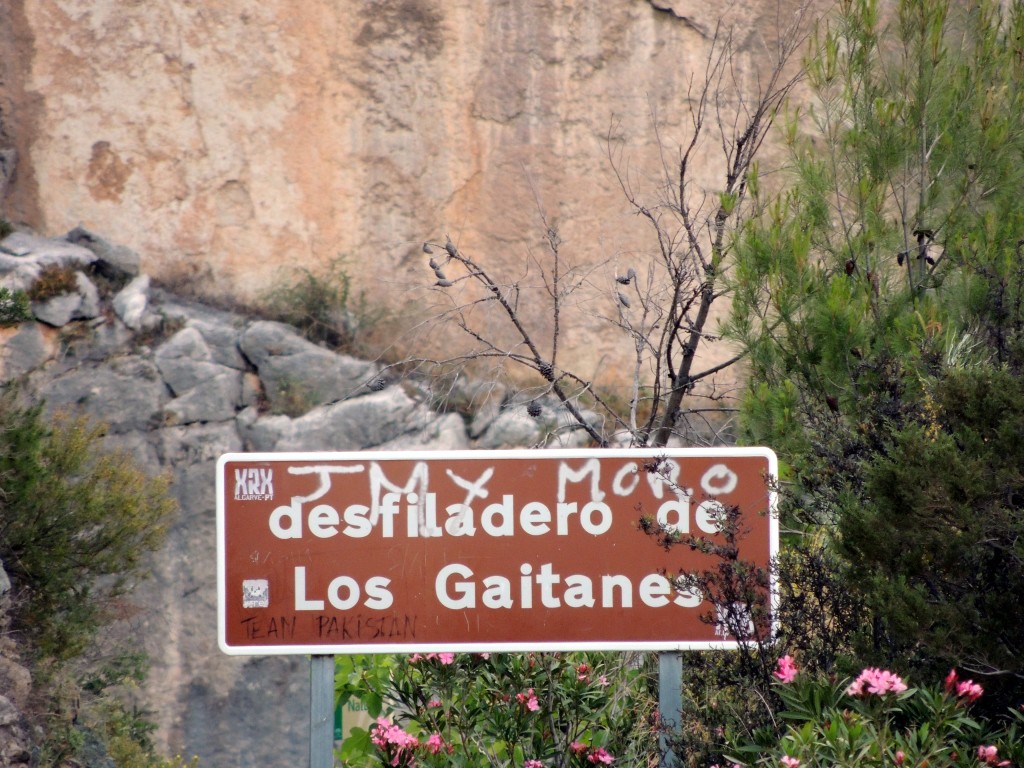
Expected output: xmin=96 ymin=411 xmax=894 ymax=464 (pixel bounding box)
xmin=0 ymin=228 xmax=598 ymax=765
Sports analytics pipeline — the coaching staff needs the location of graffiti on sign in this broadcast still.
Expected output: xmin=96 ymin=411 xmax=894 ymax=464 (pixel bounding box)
xmin=217 ymin=448 xmax=777 ymax=655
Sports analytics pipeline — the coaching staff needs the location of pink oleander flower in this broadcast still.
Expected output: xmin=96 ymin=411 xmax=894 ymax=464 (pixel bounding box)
xmin=946 ymin=670 xmax=984 ymax=703
xmin=958 ymin=680 xmax=984 ymax=702
xmin=370 ymin=717 xmax=418 ymax=748
xmin=587 ymin=747 xmax=615 ymax=764
xmin=598 ymin=675 xmax=609 ymax=687
xmin=524 ymin=761 xmax=545 ymax=768
xmin=577 ymin=663 xmax=591 ymax=681
xmin=425 ymin=733 xmax=444 ymax=754
xmin=479 ymin=652 xmax=491 ymax=659
xmin=371 ymin=717 xmax=419 ymax=766
xmin=845 ymin=667 xmax=907 ymax=696
xmin=516 ymin=688 xmax=540 ymax=711
xmin=773 ymin=655 xmax=799 ymax=684
xmin=571 ymin=741 xmax=588 ymax=755
xmin=427 ymin=696 xmax=442 ymax=708
xmin=977 ymin=745 xmax=1011 ymax=766
xmin=781 ymin=756 xmax=800 ymax=768
xmin=945 ymin=669 xmax=959 ymax=693
xmin=437 ymin=652 xmax=455 ymax=665
xmin=895 ymin=751 xmax=906 ymax=766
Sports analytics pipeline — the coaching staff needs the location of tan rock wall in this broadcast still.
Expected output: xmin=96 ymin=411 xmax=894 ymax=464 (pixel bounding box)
xmin=0 ymin=0 xmax=810 ymax=390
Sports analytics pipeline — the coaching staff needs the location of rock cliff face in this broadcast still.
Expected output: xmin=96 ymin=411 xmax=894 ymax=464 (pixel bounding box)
xmin=0 ymin=0 xmax=805 ymax=382
xmin=0 ymin=227 xmax=602 ymax=766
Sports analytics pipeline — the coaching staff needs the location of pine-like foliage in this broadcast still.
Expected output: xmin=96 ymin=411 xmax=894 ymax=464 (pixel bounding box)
xmin=726 ymin=0 xmax=1024 ymax=710
xmin=838 ymin=366 xmax=1024 ymax=704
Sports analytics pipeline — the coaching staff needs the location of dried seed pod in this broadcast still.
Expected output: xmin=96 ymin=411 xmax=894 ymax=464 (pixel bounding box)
xmin=617 ymin=292 xmax=631 ymax=308
xmin=422 ymin=242 xmax=434 ymax=254
xmin=527 ymin=401 xmax=543 ymax=418
xmin=436 ymin=279 xmax=454 ymax=288
xmin=445 ymin=238 xmax=458 ymax=258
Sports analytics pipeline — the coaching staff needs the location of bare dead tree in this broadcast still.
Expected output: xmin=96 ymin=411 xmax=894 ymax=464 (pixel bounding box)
xmin=406 ymin=10 xmax=809 ymax=448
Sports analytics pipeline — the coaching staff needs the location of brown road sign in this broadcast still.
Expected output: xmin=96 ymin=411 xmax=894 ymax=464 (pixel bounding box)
xmin=217 ymin=448 xmax=778 ymax=655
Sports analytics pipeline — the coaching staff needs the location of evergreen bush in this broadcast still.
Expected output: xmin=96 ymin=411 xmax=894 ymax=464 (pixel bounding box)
xmin=0 ymin=399 xmax=174 ymax=660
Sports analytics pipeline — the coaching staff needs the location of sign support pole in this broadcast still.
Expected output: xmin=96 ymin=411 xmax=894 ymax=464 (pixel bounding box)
xmin=311 ymin=654 xmax=335 ymax=768
xmin=658 ymin=652 xmax=682 ymax=768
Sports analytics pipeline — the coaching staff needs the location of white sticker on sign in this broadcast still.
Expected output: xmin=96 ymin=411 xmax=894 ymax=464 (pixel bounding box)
xmin=243 ymin=579 xmax=270 ymax=608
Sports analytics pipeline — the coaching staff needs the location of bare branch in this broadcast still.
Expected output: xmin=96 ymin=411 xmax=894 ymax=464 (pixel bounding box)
xmin=411 ymin=2 xmax=810 ymax=449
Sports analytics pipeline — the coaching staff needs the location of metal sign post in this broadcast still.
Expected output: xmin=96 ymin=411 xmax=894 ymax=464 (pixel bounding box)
xmin=310 ymin=655 xmax=335 ymax=768
xmin=659 ymin=652 xmax=683 ymax=768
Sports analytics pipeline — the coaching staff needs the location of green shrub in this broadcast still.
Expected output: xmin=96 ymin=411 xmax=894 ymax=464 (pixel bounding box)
xmin=730 ymin=658 xmax=1024 ymax=768
xmin=0 ymin=397 xmax=180 ymax=765
xmin=831 ymin=365 xmax=1024 ymax=711
xmin=33 ymin=649 xmax=200 ymax=768
xmin=335 ymin=651 xmax=657 ymax=768
xmin=260 ymin=254 xmax=383 ymax=353
xmin=0 ymin=399 xmax=180 ymax=765
xmin=0 ymin=399 xmax=174 ymax=659
xmin=0 ymin=285 xmax=31 ymax=325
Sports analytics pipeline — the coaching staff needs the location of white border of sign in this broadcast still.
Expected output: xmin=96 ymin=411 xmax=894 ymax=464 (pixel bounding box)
xmin=216 ymin=447 xmax=778 ymax=656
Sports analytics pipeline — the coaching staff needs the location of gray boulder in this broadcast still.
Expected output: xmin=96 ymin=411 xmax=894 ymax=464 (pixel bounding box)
xmin=34 ymin=356 xmax=167 ymax=433
xmin=155 ymin=327 xmax=230 ymax=394
xmin=238 ymin=321 xmax=377 ymax=412
xmin=237 ymin=386 xmax=443 ymax=451
xmin=475 ymin=405 xmax=544 ymax=448
xmin=153 ymin=328 xmax=248 ymax=424
xmin=163 ymin=372 xmax=242 ymax=425
xmin=474 ymin=399 xmax=601 ymax=449
xmin=0 ymin=323 xmax=54 ymax=384
xmin=187 ymin=318 xmax=249 ymax=370
xmin=112 ymin=275 xmax=150 ymax=330
xmin=30 ymin=271 xmax=101 ymax=327
xmin=0 ymin=231 xmax=97 ymax=265
xmin=378 ymin=411 xmax=469 ymax=451
xmin=0 ymin=694 xmax=31 ymax=765
xmin=65 ymin=226 xmax=141 ymax=279
xmin=150 ymin=293 xmax=251 ymax=370
xmin=0 ymin=231 xmax=98 ymax=292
